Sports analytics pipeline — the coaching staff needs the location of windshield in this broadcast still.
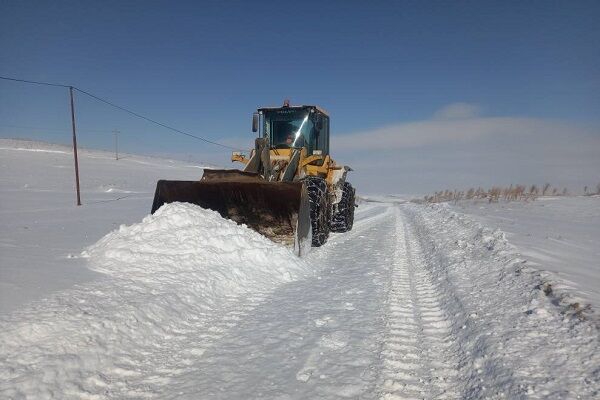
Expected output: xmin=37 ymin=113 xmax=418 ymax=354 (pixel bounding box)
xmin=263 ymin=109 xmax=315 ymax=151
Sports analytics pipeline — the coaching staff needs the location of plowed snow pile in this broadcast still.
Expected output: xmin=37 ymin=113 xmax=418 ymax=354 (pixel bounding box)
xmin=0 ymin=202 xmax=309 ymax=399
xmin=84 ymin=202 xmax=307 ymax=297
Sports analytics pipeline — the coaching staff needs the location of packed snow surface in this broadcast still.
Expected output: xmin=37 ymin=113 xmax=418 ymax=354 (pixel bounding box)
xmin=1 ymin=139 xmax=599 ymax=398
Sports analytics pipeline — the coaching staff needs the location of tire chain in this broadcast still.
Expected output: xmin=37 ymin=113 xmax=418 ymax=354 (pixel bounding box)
xmin=305 ymin=177 xmax=330 ymax=246
xmin=330 ymin=181 xmax=356 ymax=233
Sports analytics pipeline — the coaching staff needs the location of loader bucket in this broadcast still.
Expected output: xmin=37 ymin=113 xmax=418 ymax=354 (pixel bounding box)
xmin=150 ymin=170 xmax=311 ymax=254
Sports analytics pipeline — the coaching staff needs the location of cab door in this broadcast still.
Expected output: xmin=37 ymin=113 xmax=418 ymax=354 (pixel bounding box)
xmin=314 ymin=114 xmax=330 ymax=156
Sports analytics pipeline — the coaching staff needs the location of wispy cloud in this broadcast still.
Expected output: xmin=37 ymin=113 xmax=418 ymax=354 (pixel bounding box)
xmin=333 ymin=104 xmax=596 ymax=152
xmin=331 ymin=103 xmax=600 ymax=194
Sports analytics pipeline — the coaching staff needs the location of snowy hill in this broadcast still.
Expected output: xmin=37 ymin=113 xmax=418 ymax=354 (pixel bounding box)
xmin=1 ymin=139 xmax=599 ymax=398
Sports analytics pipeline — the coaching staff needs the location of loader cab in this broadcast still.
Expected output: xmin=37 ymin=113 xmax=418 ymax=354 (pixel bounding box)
xmin=257 ymin=105 xmax=330 ymax=156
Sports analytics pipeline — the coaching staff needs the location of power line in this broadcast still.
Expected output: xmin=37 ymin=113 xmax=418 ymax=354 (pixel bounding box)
xmin=0 ymin=75 xmax=243 ymax=151
xmin=0 ymin=76 xmax=70 ymax=88
xmin=73 ymin=87 xmax=241 ymax=150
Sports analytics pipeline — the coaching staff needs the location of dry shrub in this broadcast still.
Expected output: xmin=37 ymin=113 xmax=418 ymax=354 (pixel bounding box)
xmin=422 ymin=182 xmax=587 ymax=204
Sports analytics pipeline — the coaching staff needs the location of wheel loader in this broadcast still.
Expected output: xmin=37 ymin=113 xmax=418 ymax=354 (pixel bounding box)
xmin=150 ymin=101 xmax=356 ymax=255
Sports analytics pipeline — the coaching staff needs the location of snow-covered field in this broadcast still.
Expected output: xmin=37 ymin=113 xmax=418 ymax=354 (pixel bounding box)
xmin=0 ymin=139 xmax=209 ymax=313
xmin=1 ymin=139 xmax=599 ymax=399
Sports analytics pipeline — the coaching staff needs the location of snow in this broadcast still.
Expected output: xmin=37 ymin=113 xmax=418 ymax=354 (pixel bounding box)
xmin=0 ymin=139 xmax=206 ymax=313
xmin=83 ymin=202 xmax=308 ymax=300
xmin=358 ymin=194 xmax=412 ymax=204
xmin=1 ymin=201 xmax=310 ymax=399
xmin=402 ymin=203 xmax=599 ymax=398
xmin=1 ymin=139 xmax=599 ymax=398
xmin=451 ymin=197 xmax=600 ymax=307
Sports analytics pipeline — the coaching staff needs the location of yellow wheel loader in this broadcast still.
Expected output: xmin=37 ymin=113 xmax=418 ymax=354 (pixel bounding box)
xmin=150 ymin=101 xmax=356 ymax=255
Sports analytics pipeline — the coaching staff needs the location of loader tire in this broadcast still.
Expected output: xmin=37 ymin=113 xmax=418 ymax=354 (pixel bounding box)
xmin=306 ymin=177 xmax=330 ymax=247
xmin=330 ymin=182 xmax=356 ymax=233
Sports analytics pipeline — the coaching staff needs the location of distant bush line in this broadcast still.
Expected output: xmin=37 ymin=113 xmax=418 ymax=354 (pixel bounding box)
xmin=424 ymin=183 xmax=600 ymax=204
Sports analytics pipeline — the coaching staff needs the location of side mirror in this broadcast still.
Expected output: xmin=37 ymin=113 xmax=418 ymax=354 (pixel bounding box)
xmin=252 ymin=113 xmax=259 ymax=133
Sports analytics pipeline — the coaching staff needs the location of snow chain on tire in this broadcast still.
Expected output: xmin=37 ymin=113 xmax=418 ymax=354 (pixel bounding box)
xmin=305 ymin=177 xmax=330 ymax=247
xmin=330 ymin=181 xmax=356 ymax=233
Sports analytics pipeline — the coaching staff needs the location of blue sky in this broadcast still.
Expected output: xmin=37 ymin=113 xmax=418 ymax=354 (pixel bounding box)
xmin=1 ymin=1 xmax=599 ymax=193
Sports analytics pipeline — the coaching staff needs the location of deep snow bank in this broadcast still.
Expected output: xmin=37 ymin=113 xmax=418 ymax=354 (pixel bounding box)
xmin=83 ymin=202 xmax=308 ymax=300
xmin=451 ymin=196 xmax=600 ymax=307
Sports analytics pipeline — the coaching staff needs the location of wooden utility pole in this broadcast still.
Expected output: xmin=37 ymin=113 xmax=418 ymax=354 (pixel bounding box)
xmin=69 ymin=86 xmax=81 ymax=206
xmin=113 ymin=129 xmax=120 ymax=160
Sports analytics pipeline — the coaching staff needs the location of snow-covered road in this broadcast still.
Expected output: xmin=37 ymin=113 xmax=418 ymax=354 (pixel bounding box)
xmin=2 ymin=201 xmax=599 ymax=399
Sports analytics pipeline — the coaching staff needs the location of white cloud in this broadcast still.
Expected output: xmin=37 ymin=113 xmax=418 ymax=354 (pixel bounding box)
xmin=332 ymin=116 xmax=594 ymax=152
xmin=330 ymin=104 xmax=600 ymax=194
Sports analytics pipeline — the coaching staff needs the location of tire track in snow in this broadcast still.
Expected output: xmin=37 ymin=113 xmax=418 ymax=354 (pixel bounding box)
xmin=379 ymin=207 xmax=460 ymax=399
xmin=158 ymin=206 xmax=398 ymax=399
xmin=325 ymin=203 xmax=392 ymax=247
